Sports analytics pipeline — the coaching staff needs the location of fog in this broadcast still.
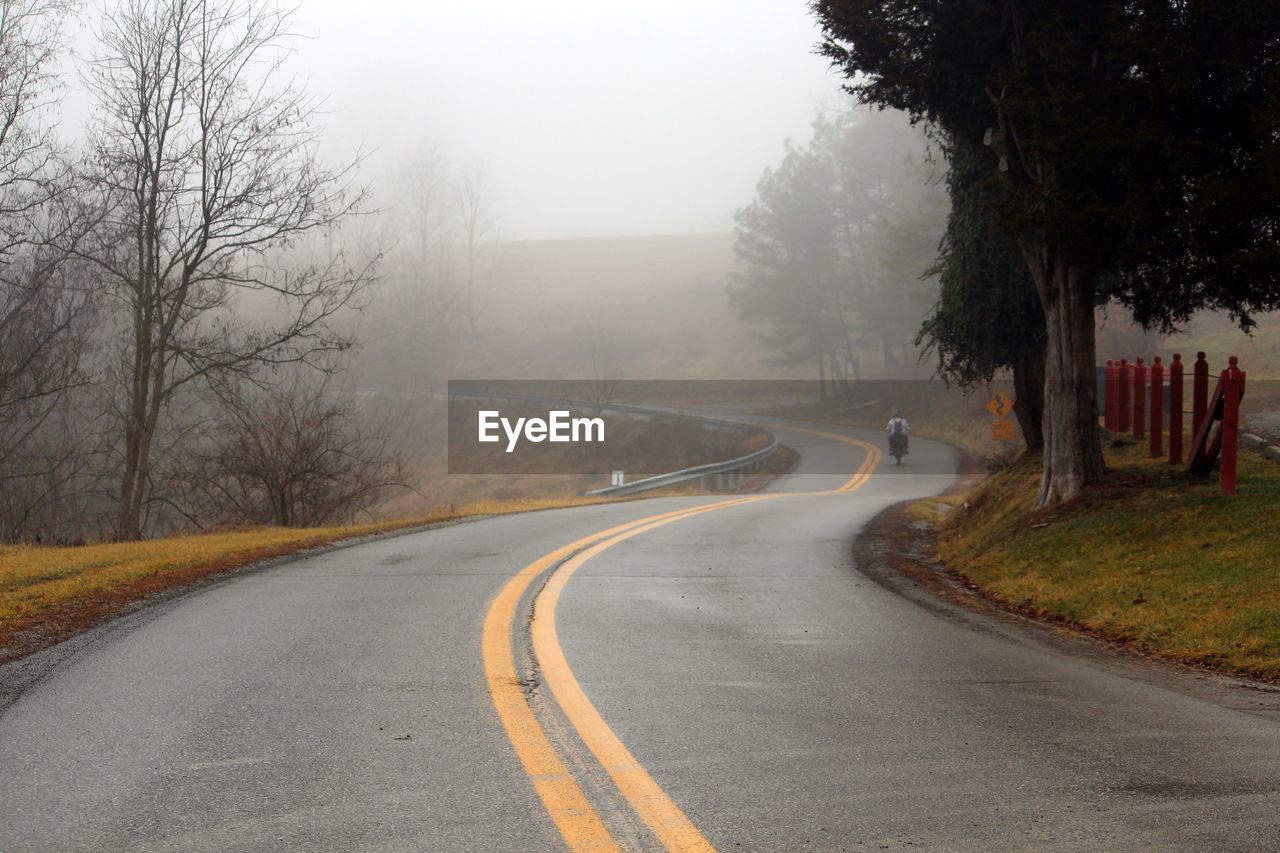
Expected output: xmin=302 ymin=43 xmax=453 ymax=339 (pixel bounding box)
xmin=9 ymin=0 xmax=1269 ymax=540
xmin=0 ymin=0 xmax=963 ymax=538
xmin=56 ymin=0 xmax=824 ymax=241
xmin=295 ymin=0 xmax=840 ymax=239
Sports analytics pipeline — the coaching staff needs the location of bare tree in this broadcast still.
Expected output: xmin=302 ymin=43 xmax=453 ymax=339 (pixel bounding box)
xmin=357 ymin=145 xmax=501 ymax=389
xmin=578 ymin=319 xmax=621 ymax=417
xmin=0 ymin=243 xmax=94 ymax=461
xmin=355 ymin=145 xmax=460 ymax=388
xmin=0 ymin=0 xmax=107 ymax=541
xmin=179 ymin=372 xmax=410 ymax=527
xmin=0 ymin=376 xmax=112 ymax=543
xmin=456 ymin=160 xmax=495 ymax=334
xmin=0 ymin=0 xmax=74 ymax=245
xmin=0 ymin=0 xmax=82 ymax=421
xmin=82 ymin=0 xmax=376 ymax=539
xmin=399 ymin=145 xmax=457 ymax=292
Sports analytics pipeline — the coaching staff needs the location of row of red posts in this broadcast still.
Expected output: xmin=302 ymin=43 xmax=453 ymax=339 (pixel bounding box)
xmin=1103 ymin=353 xmax=1246 ymax=495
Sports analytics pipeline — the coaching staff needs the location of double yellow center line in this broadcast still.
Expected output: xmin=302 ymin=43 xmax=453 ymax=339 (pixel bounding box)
xmin=482 ymin=426 xmax=881 ymax=850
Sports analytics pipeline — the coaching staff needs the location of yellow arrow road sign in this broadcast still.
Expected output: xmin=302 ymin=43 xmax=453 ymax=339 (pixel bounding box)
xmin=986 ymin=391 xmax=1013 ymax=419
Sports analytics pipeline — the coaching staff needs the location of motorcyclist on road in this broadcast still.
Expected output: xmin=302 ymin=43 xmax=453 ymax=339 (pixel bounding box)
xmin=886 ymin=409 xmax=910 ymax=457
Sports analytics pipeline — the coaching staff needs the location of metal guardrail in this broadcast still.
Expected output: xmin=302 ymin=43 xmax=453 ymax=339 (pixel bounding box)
xmin=583 ymin=431 xmax=778 ymax=496
xmin=449 ymin=392 xmax=780 ymax=496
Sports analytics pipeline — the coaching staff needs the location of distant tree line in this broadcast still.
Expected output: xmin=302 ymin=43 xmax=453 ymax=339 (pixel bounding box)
xmin=357 ymin=145 xmax=500 ymax=389
xmin=728 ymin=108 xmax=948 ymax=397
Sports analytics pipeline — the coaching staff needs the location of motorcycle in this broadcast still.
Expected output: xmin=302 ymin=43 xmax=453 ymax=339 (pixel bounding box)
xmin=888 ymin=432 xmax=909 ymax=465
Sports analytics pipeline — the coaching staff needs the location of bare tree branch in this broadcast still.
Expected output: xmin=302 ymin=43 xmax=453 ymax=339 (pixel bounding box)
xmin=81 ymin=0 xmax=377 ymax=538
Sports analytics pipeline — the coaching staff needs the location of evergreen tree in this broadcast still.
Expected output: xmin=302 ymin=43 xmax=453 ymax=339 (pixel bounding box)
xmin=918 ymin=134 xmax=1045 ymax=450
xmin=730 ymin=109 xmax=944 ymax=392
xmin=813 ymin=0 xmax=1280 ymax=505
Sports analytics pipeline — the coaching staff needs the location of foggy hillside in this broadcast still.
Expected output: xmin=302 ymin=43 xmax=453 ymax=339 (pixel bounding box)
xmin=352 ymin=233 xmax=783 ymax=386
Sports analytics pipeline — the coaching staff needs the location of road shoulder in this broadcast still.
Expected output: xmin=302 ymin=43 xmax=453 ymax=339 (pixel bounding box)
xmin=852 ymin=501 xmax=1280 ymax=722
xmin=0 ymin=513 xmax=501 ymax=711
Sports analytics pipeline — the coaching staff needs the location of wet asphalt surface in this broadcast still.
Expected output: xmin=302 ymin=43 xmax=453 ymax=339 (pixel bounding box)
xmin=1 ymin=420 xmax=1278 ymax=851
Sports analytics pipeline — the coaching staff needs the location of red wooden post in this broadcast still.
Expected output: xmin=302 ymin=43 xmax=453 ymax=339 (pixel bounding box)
xmin=1149 ymin=355 xmax=1163 ymax=457
xmin=1169 ymin=353 xmax=1184 ymax=464
xmin=1220 ymin=356 xmax=1243 ymax=496
xmin=1110 ymin=359 xmax=1121 ymax=430
xmin=1192 ymin=351 xmax=1209 ymax=438
xmin=1118 ymin=358 xmax=1131 ymax=432
xmin=1103 ymin=360 xmax=1111 ymax=428
xmin=1133 ymin=357 xmax=1146 ymax=440
xmin=1104 ymin=360 xmax=1116 ymax=429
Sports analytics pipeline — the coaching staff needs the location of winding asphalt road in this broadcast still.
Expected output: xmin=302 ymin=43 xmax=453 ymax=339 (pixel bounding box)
xmin=2 ymin=420 xmax=1278 ymax=851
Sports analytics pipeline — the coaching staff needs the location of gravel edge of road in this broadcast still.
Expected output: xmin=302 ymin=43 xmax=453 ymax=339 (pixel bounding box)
xmin=852 ymin=500 xmax=1280 ymax=720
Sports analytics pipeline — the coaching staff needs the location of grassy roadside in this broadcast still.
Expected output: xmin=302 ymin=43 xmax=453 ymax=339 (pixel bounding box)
xmin=0 ymin=443 xmax=801 ymax=666
xmin=0 ymin=496 xmax=613 ymax=665
xmin=925 ymin=439 xmax=1280 ymax=682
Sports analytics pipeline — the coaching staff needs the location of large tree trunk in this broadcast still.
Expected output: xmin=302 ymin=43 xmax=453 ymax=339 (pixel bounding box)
xmin=1011 ymin=339 xmax=1045 ymax=453
xmin=117 ymin=391 xmax=159 ymax=540
xmin=116 ymin=323 xmax=167 ymax=540
xmin=117 ymin=318 xmax=151 ymax=540
xmin=1023 ymin=245 xmax=1104 ymax=507
xmin=117 ymin=427 xmax=140 ymax=538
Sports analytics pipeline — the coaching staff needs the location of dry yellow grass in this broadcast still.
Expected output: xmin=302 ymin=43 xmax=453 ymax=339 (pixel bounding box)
xmin=902 ymin=493 xmax=967 ymax=522
xmin=0 ymin=496 xmax=615 ymax=663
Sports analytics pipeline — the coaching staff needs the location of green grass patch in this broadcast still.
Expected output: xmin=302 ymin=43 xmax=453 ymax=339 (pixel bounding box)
xmin=939 ymin=440 xmax=1280 ymax=681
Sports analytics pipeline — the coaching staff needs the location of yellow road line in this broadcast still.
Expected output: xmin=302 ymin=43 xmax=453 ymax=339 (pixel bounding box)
xmin=838 ymin=438 xmax=881 ymax=492
xmin=530 ymin=500 xmax=764 ymax=851
xmin=482 ymin=501 xmax=758 ymax=851
xmin=760 ymin=422 xmax=883 ymax=493
xmin=482 ymin=536 xmax=619 ymax=851
xmin=487 ymin=425 xmax=880 ymax=850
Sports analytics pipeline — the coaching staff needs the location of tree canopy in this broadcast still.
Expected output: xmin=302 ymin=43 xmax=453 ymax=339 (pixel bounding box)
xmin=813 ymin=0 xmax=1280 ymax=504
xmin=918 ymin=133 xmax=1045 ymax=448
xmin=729 ymin=108 xmax=945 ymax=390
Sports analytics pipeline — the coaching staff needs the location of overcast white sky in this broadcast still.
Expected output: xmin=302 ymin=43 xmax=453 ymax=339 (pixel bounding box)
xmin=282 ymin=0 xmax=845 ymax=241
xmin=61 ymin=1 xmax=845 ymax=241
